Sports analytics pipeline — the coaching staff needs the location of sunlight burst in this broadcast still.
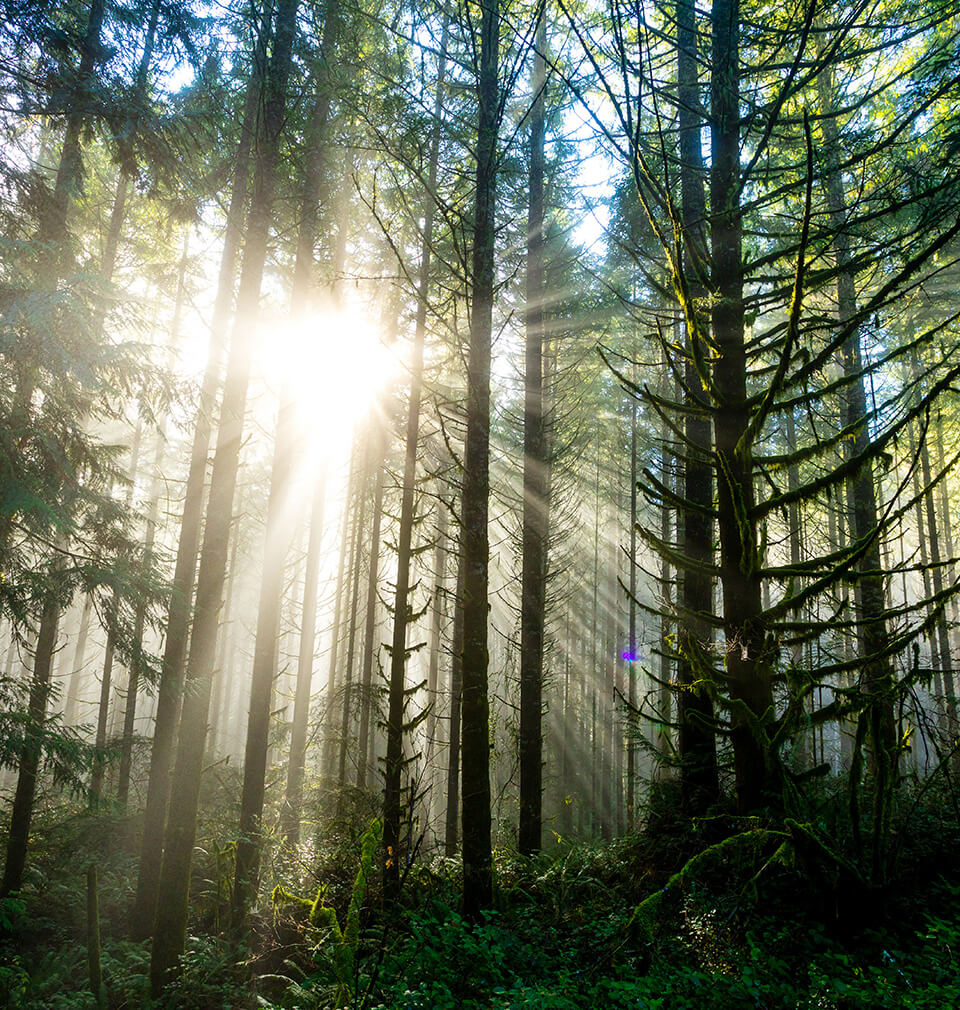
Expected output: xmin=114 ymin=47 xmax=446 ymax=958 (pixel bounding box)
xmin=267 ymin=302 xmax=397 ymax=460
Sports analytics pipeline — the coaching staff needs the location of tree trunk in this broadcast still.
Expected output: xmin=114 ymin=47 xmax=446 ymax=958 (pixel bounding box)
xmin=322 ymin=464 xmax=361 ymax=778
xmin=131 ymin=14 xmax=268 ymax=939
xmin=444 ymin=548 xmax=465 ymax=856
xmin=281 ymin=472 xmax=326 ymax=843
xmin=460 ymin=0 xmax=499 ymax=918
xmin=627 ymin=392 xmax=638 ymax=829
xmin=518 ymin=3 xmax=548 ymax=857
xmin=711 ymin=0 xmax=776 ymax=813
xmin=918 ymin=405 xmax=957 ymax=724
xmin=337 ymin=464 xmax=369 ymax=792
xmin=118 ymin=241 xmax=188 ymax=809
xmin=63 ymin=594 xmax=93 ymax=725
xmin=1 ymin=595 xmax=59 ymax=897
xmin=422 ymin=495 xmax=447 ymax=820
xmin=815 ymin=63 xmax=896 ymax=816
xmin=232 ymin=390 xmax=297 ymax=922
xmin=676 ymin=0 xmax=719 ymax=814
xmin=355 ymin=464 xmax=385 ymax=791
xmin=383 ymin=8 xmax=450 ymax=903
xmin=150 ymin=0 xmax=298 ymax=988
xmin=88 ymin=626 xmax=115 ymax=811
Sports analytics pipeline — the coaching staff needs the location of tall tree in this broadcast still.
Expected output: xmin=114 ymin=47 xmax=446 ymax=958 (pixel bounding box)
xmin=150 ymin=0 xmax=299 ymax=988
xmin=382 ymin=6 xmax=450 ymax=904
xmin=131 ymin=13 xmax=270 ymax=938
xmin=460 ymin=0 xmax=499 ymax=918
xmin=518 ymin=0 xmax=548 ymax=857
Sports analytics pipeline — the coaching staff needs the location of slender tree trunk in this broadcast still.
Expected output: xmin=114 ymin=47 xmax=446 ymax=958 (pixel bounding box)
xmin=518 ymin=3 xmax=548 ymax=857
xmin=118 ymin=242 xmax=188 ymax=809
xmin=209 ymin=505 xmax=242 ymax=756
xmin=63 ymin=594 xmax=93 ymax=725
xmin=816 ymin=64 xmax=896 ymax=806
xmin=786 ymin=407 xmax=808 ymax=764
xmin=88 ymin=626 xmax=115 ymax=811
xmin=627 ymin=393 xmax=638 ymax=829
xmin=918 ymin=407 xmax=957 ymax=723
xmin=131 ymin=15 xmax=268 ymax=939
xmin=323 ymin=467 xmax=362 ymax=778
xmin=444 ymin=549 xmax=465 ymax=856
xmin=460 ymin=0 xmax=499 ymax=918
xmin=150 ymin=0 xmax=299 ymax=988
xmin=281 ymin=472 xmax=326 ymax=843
xmin=86 ymin=865 xmax=105 ymax=1009
xmin=383 ymin=9 xmax=450 ymax=903
xmin=291 ymin=0 xmax=341 ymax=308
xmin=1 ymin=595 xmax=59 ymax=897
xmin=910 ymin=427 xmax=942 ymax=695
xmin=422 ymin=495 xmax=447 ymax=821
xmin=337 ymin=466 xmax=369 ymax=792
xmin=356 ymin=465 xmax=385 ymax=791
xmin=232 ymin=390 xmax=297 ymax=922
xmin=934 ymin=410 xmax=960 ymax=653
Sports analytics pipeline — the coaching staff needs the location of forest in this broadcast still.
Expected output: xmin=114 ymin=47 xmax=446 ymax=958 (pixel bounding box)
xmin=2 ymin=0 xmax=960 ymax=1005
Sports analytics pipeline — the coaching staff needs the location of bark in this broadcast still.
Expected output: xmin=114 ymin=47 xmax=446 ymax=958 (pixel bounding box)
xmin=281 ymin=472 xmax=326 ymax=843
xmin=322 ymin=463 xmax=362 ymax=777
xmin=117 ymin=242 xmax=187 ymax=809
xmin=711 ymin=0 xmax=776 ymax=813
xmin=209 ymin=504 xmax=242 ymax=755
xmin=131 ymin=16 xmax=268 ymax=939
xmin=150 ymin=0 xmax=298 ymax=988
xmin=422 ymin=496 xmax=447 ymax=816
xmin=86 ymin=865 xmax=105 ymax=1009
xmin=444 ymin=548 xmax=465 ymax=856
xmin=1 ymin=594 xmax=59 ymax=897
xmin=676 ymin=0 xmax=719 ymax=814
xmin=460 ymin=0 xmax=499 ymax=918
xmin=815 ymin=64 xmax=897 ymax=801
xmin=337 ymin=464 xmax=369 ymax=792
xmin=232 ymin=389 xmax=297 ymax=922
xmin=383 ymin=8 xmax=450 ymax=903
xmin=63 ymin=594 xmax=93 ymax=725
xmin=290 ymin=0 xmax=341 ymax=311
xmin=518 ymin=3 xmax=548 ymax=857
xmin=627 ymin=394 xmax=638 ymax=829
xmin=918 ymin=410 xmax=957 ymax=722
xmin=355 ymin=464 xmax=385 ymax=791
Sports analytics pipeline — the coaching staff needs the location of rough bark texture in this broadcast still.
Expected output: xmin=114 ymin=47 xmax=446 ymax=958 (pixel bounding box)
xmin=518 ymin=5 xmax=548 ymax=857
xmin=460 ymin=0 xmax=499 ymax=918
xmin=711 ymin=0 xmax=776 ymax=814
xmin=676 ymin=0 xmax=719 ymax=814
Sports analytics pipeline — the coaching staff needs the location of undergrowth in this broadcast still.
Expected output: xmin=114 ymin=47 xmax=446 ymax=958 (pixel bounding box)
xmin=2 ymin=774 xmax=959 ymax=1008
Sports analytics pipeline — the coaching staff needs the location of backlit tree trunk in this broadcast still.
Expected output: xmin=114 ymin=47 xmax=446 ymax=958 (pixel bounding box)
xmin=150 ymin=0 xmax=299 ymax=988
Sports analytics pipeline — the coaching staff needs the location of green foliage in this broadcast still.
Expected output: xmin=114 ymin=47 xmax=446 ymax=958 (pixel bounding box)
xmin=271 ymin=819 xmax=382 ymax=1008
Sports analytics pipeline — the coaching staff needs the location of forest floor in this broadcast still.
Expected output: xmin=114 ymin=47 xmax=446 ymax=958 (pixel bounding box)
xmin=3 ymin=780 xmax=960 ymax=1009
